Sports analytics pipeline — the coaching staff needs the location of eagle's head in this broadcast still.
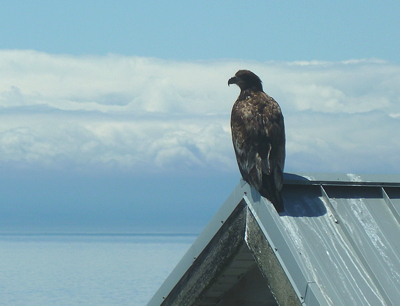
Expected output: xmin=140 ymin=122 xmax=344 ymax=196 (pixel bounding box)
xmin=228 ymin=70 xmax=263 ymax=92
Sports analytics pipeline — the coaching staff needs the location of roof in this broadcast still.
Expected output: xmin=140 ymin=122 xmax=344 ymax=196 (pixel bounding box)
xmin=148 ymin=173 xmax=400 ymax=306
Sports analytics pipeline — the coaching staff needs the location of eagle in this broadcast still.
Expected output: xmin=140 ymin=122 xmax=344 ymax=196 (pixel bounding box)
xmin=228 ymin=70 xmax=286 ymax=212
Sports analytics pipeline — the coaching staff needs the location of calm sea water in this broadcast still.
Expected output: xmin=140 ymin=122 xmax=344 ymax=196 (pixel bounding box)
xmin=0 ymin=234 xmax=196 ymax=305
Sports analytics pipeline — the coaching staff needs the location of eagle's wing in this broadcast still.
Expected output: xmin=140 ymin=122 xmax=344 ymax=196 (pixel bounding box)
xmin=258 ymin=92 xmax=285 ymax=192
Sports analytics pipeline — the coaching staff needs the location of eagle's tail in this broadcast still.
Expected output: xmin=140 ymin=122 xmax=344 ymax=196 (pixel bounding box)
xmin=259 ymin=175 xmax=284 ymax=213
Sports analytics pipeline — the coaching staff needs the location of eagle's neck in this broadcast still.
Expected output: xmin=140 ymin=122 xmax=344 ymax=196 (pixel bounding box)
xmin=239 ymin=86 xmax=263 ymax=99
xmin=240 ymin=82 xmax=263 ymax=92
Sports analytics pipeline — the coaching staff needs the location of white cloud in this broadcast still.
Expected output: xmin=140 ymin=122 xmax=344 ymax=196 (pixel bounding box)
xmin=0 ymin=50 xmax=399 ymax=174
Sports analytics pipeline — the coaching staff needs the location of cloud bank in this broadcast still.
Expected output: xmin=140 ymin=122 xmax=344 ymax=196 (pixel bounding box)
xmin=1 ymin=50 xmax=399 ymax=175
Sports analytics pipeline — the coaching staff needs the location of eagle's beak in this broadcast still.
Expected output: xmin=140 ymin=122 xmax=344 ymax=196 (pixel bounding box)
xmin=228 ymin=76 xmax=237 ymax=86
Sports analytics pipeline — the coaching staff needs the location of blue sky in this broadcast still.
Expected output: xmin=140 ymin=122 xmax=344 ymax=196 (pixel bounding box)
xmin=2 ymin=1 xmax=399 ymax=62
xmin=1 ymin=1 xmax=400 ymax=233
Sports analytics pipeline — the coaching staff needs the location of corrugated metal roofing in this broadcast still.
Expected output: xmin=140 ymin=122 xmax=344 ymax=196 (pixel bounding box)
xmin=149 ymin=173 xmax=400 ymax=305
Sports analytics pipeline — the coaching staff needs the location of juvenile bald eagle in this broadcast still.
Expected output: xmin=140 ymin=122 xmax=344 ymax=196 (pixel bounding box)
xmin=228 ymin=70 xmax=285 ymax=212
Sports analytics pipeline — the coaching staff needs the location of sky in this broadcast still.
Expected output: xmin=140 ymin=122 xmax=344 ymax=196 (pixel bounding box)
xmin=0 ymin=1 xmax=399 ymax=233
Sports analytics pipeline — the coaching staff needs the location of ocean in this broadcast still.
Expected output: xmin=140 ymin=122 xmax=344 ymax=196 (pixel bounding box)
xmin=0 ymin=233 xmax=196 ymax=305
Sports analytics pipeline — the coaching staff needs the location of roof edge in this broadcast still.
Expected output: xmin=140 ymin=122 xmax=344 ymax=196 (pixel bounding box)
xmin=284 ymin=172 xmax=400 ymax=187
